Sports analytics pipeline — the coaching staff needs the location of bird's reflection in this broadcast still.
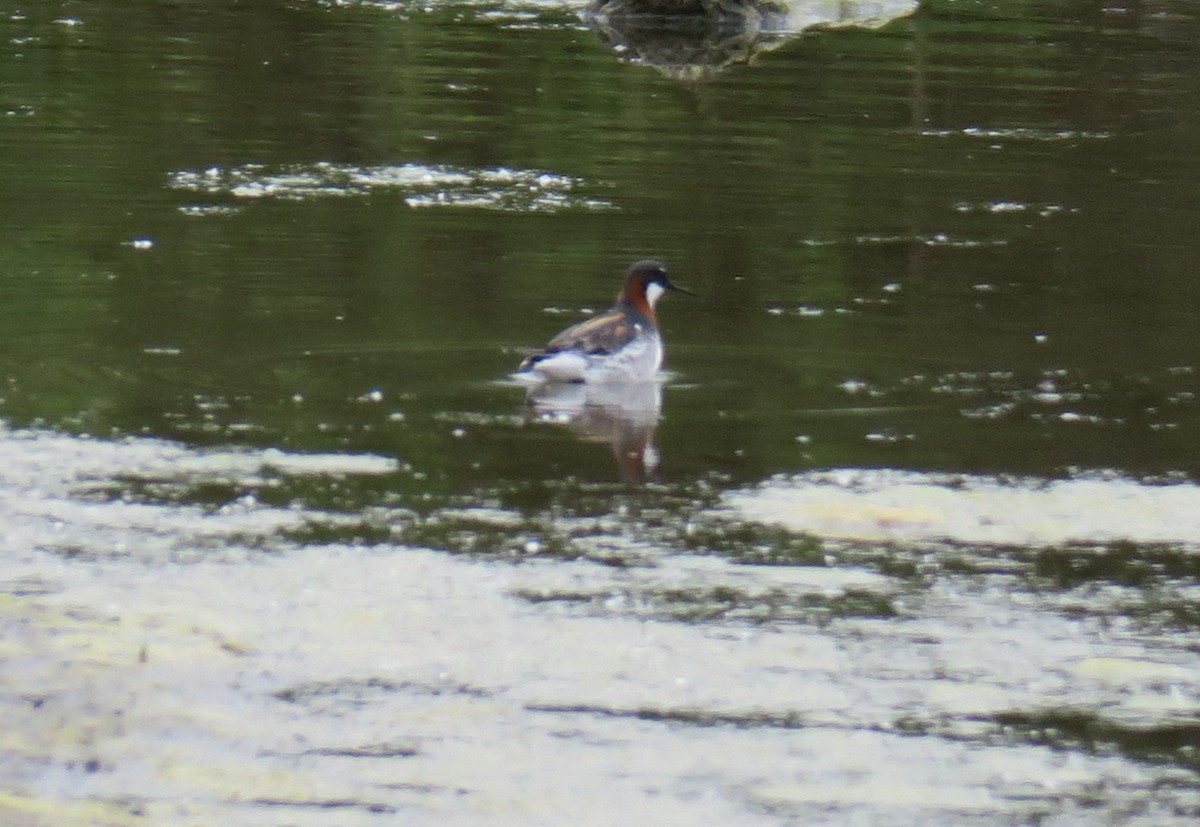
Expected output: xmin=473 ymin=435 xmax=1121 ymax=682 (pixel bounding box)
xmin=525 ymin=380 xmax=664 ymax=482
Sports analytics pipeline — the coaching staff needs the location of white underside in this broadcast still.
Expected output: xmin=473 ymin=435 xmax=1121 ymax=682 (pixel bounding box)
xmin=524 ymin=334 xmax=664 ymax=384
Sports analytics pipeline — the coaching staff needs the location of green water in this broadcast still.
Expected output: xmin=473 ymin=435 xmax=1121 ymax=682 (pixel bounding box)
xmin=2 ymin=1 xmax=1200 ymax=824
xmin=5 ymin=0 xmax=1199 ymax=483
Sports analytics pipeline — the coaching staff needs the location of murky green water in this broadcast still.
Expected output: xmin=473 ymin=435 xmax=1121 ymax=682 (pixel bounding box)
xmin=2 ymin=1 xmax=1199 ymax=824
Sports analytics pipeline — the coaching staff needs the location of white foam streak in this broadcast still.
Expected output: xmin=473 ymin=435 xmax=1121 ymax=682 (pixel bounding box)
xmin=0 ymin=425 xmax=397 ymax=560
xmin=728 ymin=469 xmax=1200 ymax=548
xmin=168 ymin=162 xmax=615 ymax=213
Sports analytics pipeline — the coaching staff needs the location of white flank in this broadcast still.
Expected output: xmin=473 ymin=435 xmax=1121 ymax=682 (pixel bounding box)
xmin=529 ymin=351 xmax=590 ymax=382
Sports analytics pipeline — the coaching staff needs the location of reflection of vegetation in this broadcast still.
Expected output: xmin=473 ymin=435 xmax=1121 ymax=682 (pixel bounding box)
xmin=275 ymin=676 xmax=490 ymax=707
xmin=683 ymin=520 xmax=825 ymax=564
xmin=514 ymin=581 xmax=898 ymax=624
xmin=590 ymin=0 xmax=782 ymax=13
xmin=1028 ymin=543 xmax=1200 ymax=630
xmin=284 ymin=518 xmax=399 ymax=546
xmin=1033 ymin=542 xmax=1183 ymax=589
xmin=992 ymin=710 xmax=1200 ymax=774
xmin=398 ymin=511 xmax=581 ymax=559
xmin=526 ymin=701 xmax=809 ymax=728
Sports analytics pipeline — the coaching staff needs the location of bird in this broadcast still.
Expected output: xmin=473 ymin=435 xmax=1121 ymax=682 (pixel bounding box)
xmin=516 ymin=259 xmax=693 ymax=383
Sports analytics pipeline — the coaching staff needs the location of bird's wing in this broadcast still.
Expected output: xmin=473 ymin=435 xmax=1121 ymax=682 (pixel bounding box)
xmin=542 ymin=309 xmax=638 ymax=356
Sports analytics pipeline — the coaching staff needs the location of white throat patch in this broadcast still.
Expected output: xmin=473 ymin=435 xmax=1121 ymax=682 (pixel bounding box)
xmin=645 ymin=282 xmax=667 ymax=308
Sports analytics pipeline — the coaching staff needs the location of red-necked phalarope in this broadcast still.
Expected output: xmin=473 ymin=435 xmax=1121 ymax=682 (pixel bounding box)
xmin=517 ymin=259 xmax=693 ymax=383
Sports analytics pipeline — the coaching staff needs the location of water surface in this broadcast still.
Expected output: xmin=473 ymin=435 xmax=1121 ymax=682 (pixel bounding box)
xmin=2 ymin=1 xmax=1199 ymax=824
